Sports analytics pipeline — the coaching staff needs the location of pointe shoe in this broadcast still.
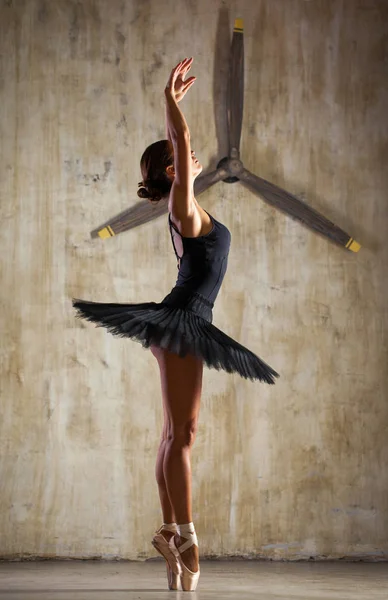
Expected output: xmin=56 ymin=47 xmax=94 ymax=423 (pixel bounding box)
xmin=152 ymin=526 xmax=181 ymax=590
xmin=169 ymin=530 xmax=200 ymax=591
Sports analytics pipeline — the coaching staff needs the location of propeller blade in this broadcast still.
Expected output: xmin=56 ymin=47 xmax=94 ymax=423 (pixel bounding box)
xmin=227 ymin=18 xmax=244 ymax=158
xmin=194 ymin=166 xmax=228 ymax=195
xmin=90 ymin=198 xmax=168 ymax=239
xmin=90 ymin=167 xmax=226 ymax=239
xmin=239 ymin=168 xmax=361 ymax=252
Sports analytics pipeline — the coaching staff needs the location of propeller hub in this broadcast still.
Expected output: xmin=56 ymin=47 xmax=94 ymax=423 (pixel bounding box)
xmin=216 ymin=156 xmax=243 ymax=183
xmin=229 ymin=158 xmax=244 ymax=176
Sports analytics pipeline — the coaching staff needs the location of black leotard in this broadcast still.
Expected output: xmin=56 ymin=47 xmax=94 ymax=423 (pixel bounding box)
xmin=168 ymin=210 xmax=231 ymax=305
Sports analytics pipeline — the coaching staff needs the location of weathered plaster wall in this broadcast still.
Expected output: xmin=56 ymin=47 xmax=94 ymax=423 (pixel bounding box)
xmin=0 ymin=0 xmax=387 ymax=560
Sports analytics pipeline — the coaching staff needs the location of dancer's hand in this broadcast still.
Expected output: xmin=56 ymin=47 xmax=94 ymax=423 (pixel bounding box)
xmin=165 ymin=57 xmax=196 ymax=102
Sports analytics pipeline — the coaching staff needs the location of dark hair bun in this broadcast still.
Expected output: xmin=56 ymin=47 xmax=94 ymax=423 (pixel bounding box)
xmin=137 ymin=180 xmax=162 ymax=202
xmin=137 ymin=182 xmax=151 ymax=199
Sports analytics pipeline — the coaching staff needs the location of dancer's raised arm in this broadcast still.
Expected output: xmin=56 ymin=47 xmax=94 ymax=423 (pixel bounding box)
xmin=164 ymin=58 xmax=196 ymax=139
xmin=164 ymin=59 xmax=198 ymax=217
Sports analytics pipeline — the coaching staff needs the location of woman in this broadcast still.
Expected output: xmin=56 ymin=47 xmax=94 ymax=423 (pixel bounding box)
xmin=73 ymin=58 xmax=278 ymax=591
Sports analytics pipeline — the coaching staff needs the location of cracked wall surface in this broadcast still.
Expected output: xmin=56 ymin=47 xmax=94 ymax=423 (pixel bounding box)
xmin=0 ymin=0 xmax=387 ymax=560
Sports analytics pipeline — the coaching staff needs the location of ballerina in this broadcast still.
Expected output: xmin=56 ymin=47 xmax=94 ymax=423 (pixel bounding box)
xmin=73 ymin=57 xmax=278 ymax=591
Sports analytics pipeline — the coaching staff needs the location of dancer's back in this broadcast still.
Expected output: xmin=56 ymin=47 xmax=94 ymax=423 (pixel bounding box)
xmin=168 ymin=209 xmax=231 ymax=305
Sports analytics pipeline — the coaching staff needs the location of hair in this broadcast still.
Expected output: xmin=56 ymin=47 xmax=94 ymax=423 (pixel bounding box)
xmin=137 ymin=140 xmax=174 ymax=202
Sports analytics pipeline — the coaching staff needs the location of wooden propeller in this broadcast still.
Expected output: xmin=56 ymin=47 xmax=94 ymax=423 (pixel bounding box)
xmin=91 ymin=18 xmax=360 ymax=253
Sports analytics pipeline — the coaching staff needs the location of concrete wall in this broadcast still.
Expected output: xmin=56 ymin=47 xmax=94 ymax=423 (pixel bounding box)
xmin=1 ymin=0 xmax=387 ymax=560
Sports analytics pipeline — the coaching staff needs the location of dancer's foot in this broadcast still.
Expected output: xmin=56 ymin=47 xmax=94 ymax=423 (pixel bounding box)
xmin=173 ymin=534 xmax=199 ymax=572
xmin=160 ymin=528 xmax=175 ymax=542
xmin=169 ymin=526 xmax=200 ymax=591
xmin=152 ymin=526 xmax=181 ymax=590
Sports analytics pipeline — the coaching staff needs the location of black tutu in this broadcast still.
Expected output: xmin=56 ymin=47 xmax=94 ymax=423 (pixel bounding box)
xmin=72 ymin=286 xmax=279 ymax=384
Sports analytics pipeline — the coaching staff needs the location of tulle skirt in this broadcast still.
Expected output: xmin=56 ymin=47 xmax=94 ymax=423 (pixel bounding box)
xmin=72 ymin=286 xmax=279 ymax=384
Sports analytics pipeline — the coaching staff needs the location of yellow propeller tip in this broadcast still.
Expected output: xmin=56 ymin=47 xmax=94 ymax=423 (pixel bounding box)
xmin=349 ymin=240 xmax=361 ymax=252
xmin=98 ymin=226 xmax=115 ymax=239
xmin=234 ymin=18 xmax=244 ymax=32
xmin=345 ymin=238 xmax=361 ymax=252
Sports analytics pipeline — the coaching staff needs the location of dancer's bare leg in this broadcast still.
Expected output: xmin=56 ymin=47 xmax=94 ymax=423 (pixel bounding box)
xmin=155 ymin=400 xmax=175 ymax=541
xmin=151 ymin=345 xmax=202 ymax=572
